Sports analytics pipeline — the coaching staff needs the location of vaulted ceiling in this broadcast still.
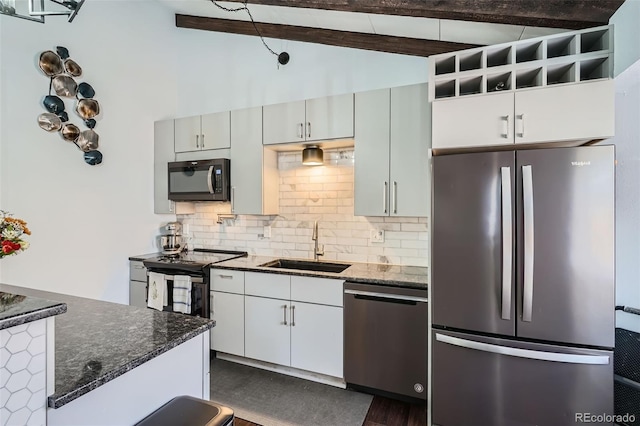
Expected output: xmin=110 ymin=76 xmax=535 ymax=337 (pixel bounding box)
xmin=161 ymin=0 xmax=626 ymax=57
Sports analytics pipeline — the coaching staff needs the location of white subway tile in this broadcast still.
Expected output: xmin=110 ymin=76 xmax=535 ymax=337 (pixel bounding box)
xmin=400 ymin=223 xmax=428 ymax=232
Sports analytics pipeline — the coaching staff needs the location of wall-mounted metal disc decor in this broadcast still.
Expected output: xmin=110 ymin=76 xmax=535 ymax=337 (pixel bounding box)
xmin=37 ymin=46 xmax=102 ymax=166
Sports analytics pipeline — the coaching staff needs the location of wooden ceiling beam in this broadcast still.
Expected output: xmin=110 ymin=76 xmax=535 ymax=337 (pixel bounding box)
xmin=224 ymin=0 xmax=625 ymax=29
xmin=175 ymin=14 xmax=479 ymax=57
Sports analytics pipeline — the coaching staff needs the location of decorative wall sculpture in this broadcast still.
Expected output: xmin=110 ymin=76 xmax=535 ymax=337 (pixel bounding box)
xmin=37 ymin=46 xmax=103 ymax=166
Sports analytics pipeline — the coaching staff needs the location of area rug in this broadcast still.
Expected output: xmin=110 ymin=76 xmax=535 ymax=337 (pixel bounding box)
xmin=209 ymin=358 xmax=373 ymax=426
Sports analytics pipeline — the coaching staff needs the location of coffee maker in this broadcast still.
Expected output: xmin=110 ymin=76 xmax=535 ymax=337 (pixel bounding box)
xmin=159 ymin=222 xmax=185 ymax=256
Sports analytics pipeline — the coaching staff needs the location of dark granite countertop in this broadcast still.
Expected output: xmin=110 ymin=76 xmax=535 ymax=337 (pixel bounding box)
xmin=210 ymin=256 xmax=428 ymax=289
xmin=0 ymin=284 xmax=214 ymax=409
xmin=0 ymin=292 xmax=67 ymax=330
xmin=128 ymin=253 xmax=160 ymax=262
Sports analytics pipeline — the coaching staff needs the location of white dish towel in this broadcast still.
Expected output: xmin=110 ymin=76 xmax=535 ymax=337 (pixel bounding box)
xmin=147 ymin=272 xmax=167 ymax=311
xmin=172 ymin=275 xmax=192 ymax=314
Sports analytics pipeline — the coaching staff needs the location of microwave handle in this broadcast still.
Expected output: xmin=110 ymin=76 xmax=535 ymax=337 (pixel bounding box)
xmin=207 ymin=166 xmax=215 ymax=194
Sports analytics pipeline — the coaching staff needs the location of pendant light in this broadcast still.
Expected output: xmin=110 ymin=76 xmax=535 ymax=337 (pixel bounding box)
xmin=302 ymin=146 xmax=324 ymax=166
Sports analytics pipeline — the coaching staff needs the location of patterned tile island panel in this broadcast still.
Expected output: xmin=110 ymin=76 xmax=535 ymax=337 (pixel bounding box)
xmin=0 ymin=319 xmax=47 ymax=426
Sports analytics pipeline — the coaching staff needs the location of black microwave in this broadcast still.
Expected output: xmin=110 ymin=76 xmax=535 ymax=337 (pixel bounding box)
xmin=167 ymin=159 xmax=230 ymax=202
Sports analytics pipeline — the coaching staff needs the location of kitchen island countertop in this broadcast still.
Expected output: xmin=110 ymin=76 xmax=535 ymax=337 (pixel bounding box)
xmin=0 ymin=284 xmax=214 ymax=409
xmin=0 ymin=291 xmax=66 ymax=330
xmin=211 ymin=256 xmax=428 ymax=289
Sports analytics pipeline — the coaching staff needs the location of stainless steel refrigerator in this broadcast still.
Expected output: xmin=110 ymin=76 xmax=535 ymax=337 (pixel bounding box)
xmin=432 ymin=145 xmax=615 ymax=426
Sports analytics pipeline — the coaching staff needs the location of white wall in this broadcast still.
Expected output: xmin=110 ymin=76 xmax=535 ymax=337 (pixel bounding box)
xmin=0 ymin=1 xmax=428 ymax=302
xmin=171 ymin=29 xmax=428 ymax=116
xmin=612 ymin=59 xmax=640 ymax=333
xmin=611 ymin=0 xmax=640 ymax=77
xmin=0 ymin=1 xmax=180 ymax=301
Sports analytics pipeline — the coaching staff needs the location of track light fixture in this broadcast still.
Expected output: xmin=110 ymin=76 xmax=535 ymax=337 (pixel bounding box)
xmin=0 ymin=0 xmax=85 ymax=23
xmin=211 ymin=1 xmax=290 ymax=67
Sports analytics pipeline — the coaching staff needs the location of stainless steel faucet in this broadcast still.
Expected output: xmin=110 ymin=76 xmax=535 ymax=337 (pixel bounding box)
xmin=312 ymin=220 xmax=324 ymax=261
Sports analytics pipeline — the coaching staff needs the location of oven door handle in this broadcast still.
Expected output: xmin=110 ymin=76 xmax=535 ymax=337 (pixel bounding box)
xmin=147 ymin=272 xmax=204 ymax=284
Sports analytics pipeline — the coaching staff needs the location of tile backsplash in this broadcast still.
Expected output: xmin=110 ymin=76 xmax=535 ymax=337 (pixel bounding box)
xmin=178 ymin=149 xmax=429 ymax=267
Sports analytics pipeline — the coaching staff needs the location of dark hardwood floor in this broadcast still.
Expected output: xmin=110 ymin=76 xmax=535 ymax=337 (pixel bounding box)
xmin=233 ymin=395 xmax=427 ymax=426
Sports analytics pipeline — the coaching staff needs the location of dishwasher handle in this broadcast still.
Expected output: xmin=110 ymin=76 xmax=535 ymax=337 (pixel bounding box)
xmin=345 ymin=289 xmax=428 ymax=305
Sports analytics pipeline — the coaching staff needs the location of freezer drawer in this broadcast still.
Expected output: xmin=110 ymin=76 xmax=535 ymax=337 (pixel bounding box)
xmin=432 ymin=329 xmax=613 ymax=426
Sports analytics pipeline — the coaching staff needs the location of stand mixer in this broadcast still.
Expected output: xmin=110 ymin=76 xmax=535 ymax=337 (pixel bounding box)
xmin=159 ymin=222 xmax=185 ymax=256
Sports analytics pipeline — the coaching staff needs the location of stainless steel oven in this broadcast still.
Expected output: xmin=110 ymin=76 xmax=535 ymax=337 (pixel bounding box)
xmin=142 ymin=249 xmax=247 ymax=318
xmin=145 ymin=268 xmax=210 ymax=318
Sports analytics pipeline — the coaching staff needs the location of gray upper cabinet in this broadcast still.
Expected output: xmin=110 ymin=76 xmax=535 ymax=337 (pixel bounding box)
xmin=154 ymin=119 xmax=176 ymax=214
xmin=263 ymin=94 xmax=354 ymax=145
xmin=174 ymin=111 xmax=231 ymax=153
xmin=262 ymin=100 xmax=306 ymax=145
xmin=355 ymin=83 xmax=431 ymax=217
xmin=230 ymin=107 xmax=279 ymax=215
xmin=154 ymin=119 xmax=195 ymax=215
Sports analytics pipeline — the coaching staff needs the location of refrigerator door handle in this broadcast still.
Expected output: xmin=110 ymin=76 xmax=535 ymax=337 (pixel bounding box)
xmin=500 ymin=167 xmax=513 ymax=320
xmin=522 ymin=165 xmax=534 ymax=322
xmin=435 ymin=333 xmax=610 ymax=365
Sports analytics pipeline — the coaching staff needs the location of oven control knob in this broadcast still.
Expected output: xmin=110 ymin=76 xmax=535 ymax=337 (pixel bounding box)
xmin=414 ymin=383 xmax=424 ymax=393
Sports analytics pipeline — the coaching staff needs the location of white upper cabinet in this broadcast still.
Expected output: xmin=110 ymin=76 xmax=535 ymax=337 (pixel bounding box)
xmin=262 ymin=100 xmax=306 ymax=145
xmin=513 ymin=79 xmax=614 ymax=144
xmin=154 ymin=119 xmax=176 ymax=214
xmin=389 ymin=83 xmax=431 ymax=217
xmin=263 ymin=94 xmax=354 ymax=145
xmin=355 ymin=83 xmax=431 ymax=217
xmin=432 ymin=79 xmax=614 ymax=150
xmin=354 ymin=88 xmax=390 ymax=217
xmin=430 ymin=25 xmax=614 ymax=151
xmin=304 ymin=94 xmax=354 ymax=142
xmin=175 ymin=111 xmax=231 ymax=153
xmin=230 ymin=107 xmax=279 ymax=215
xmin=153 ymin=119 xmax=195 ymax=215
xmin=432 ymin=92 xmax=515 ymax=149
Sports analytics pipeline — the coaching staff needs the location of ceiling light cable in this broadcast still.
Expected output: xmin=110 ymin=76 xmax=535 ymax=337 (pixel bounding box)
xmin=210 ymin=0 xmax=290 ymax=66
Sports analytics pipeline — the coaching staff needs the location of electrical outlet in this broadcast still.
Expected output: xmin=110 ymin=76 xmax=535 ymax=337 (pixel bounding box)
xmin=370 ymin=229 xmax=384 ymax=243
xmin=264 ymin=226 xmax=272 ymax=238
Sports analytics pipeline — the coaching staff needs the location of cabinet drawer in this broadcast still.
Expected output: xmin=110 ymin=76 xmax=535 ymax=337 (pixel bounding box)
xmin=245 ymin=272 xmax=290 ymax=299
xmin=129 ymin=261 xmax=147 ymax=282
xmin=291 ymin=276 xmax=344 ymax=307
xmin=210 ymin=269 xmax=245 ymax=294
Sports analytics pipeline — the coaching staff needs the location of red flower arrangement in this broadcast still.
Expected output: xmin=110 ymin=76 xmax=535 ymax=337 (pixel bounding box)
xmin=0 ymin=211 xmax=30 ymax=258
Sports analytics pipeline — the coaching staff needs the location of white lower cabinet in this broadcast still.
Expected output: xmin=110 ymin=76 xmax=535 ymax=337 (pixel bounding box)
xmin=210 ymin=291 xmax=245 ymax=357
xmin=290 ymin=302 xmax=343 ymax=378
xmin=244 ymin=295 xmax=291 ymax=366
xmin=243 ymin=272 xmax=345 ymax=379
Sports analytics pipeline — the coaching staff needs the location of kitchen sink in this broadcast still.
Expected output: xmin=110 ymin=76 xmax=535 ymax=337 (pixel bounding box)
xmin=259 ymin=259 xmax=351 ymax=273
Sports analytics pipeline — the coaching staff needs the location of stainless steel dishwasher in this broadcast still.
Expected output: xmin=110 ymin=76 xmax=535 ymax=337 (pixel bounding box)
xmin=344 ymin=281 xmax=428 ymax=400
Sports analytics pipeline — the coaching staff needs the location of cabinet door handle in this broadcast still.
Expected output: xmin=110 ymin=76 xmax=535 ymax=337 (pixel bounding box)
xmin=134 ymin=265 xmax=145 ymax=269
xmin=298 ymin=123 xmax=304 ymax=139
xmin=201 ymin=133 xmax=205 ymax=148
xmin=231 ymin=187 xmax=235 ymax=213
xmin=291 ymin=305 xmax=295 ymax=327
xmin=516 ymin=114 xmax=525 ymax=138
xmin=501 ymin=115 xmax=510 ymax=139
xmin=196 ymin=134 xmax=200 ymax=148
xmin=217 ymin=274 xmax=233 ymax=279
xmin=393 ymin=181 xmax=398 ymax=214
xmin=307 ymin=122 xmax=311 ymax=139
xmin=383 ymin=181 xmax=388 ymax=214
xmin=283 ymin=304 xmax=288 ymax=325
